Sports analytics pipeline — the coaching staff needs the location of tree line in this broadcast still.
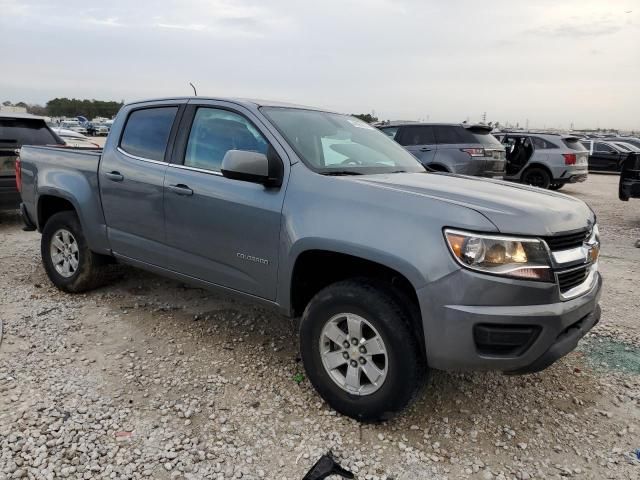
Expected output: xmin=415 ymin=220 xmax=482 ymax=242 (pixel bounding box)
xmin=2 ymin=98 xmax=124 ymax=119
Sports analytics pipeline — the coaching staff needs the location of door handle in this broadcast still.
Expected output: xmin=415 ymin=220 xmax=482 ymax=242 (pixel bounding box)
xmin=168 ymin=184 xmax=194 ymax=196
xmin=105 ymin=171 xmax=124 ymax=182
xmin=419 ymin=147 xmax=431 ymax=152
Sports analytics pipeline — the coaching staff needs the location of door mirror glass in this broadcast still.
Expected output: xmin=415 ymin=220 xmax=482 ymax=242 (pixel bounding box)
xmin=221 ymin=148 xmax=283 ymax=187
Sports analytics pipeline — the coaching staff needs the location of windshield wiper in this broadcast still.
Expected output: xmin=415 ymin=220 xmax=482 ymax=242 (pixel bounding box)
xmin=321 ymin=170 xmax=364 ymax=176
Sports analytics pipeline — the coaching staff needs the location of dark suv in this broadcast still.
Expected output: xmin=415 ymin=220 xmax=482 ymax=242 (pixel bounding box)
xmin=377 ymin=122 xmax=506 ymax=177
xmin=0 ymin=113 xmax=63 ymax=210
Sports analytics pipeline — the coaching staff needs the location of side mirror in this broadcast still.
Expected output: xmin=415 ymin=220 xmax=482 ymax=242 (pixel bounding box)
xmin=221 ymin=147 xmax=283 ymax=187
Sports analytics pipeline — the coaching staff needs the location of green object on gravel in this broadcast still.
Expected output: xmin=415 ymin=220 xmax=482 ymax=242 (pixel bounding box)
xmin=579 ymin=337 xmax=640 ymax=375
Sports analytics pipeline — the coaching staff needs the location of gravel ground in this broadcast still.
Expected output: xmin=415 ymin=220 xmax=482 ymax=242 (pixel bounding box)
xmin=1 ymin=173 xmax=639 ymax=480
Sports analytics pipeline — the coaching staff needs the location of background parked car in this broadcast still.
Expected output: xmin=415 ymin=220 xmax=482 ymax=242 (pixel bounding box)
xmin=85 ymin=123 xmax=110 ymax=136
xmin=51 ymin=128 xmax=101 ymax=148
xmin=619 ymin=153 xmax=640 ymax=201
xmin=377 ymin=122 xmax=506 ymax=177
xmin=495 ymin=132 xmax=589 ymax=190
xmin=604 ymin=137 xmax=640 ymax=150
xmin=59 ymin=120 xmax=88 ymax=135
xmin=580 ymin=140 xmax=628 ymax=172
xmin=0 ymin=113 xmax=63 ymax=210
xmin=609 ymin=141 xmax=640 ymax=153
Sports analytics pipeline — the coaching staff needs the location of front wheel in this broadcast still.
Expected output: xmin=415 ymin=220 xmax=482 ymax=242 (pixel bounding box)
xmin=41 ymin=211 xmax=106 ymax=292
xmin=299 ymin=280 xmax=425 ymax=421
xmin=522 ymin=167 xmax=551 ymax=189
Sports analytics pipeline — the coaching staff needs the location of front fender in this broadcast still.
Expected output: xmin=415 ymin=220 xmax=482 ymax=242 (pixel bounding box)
xmin=276 ymin=237 xmax=429 ymax=316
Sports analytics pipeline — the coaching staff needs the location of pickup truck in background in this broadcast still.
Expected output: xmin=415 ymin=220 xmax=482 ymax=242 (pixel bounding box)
xmin=0 ymin=113 xmax=63 ymax=210
xmin=18 ymin=97 xmax=602 ymax=420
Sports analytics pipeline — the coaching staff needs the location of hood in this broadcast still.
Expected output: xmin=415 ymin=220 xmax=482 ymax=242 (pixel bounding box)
xmin=350 ymin=172 xmax=594 ymax=236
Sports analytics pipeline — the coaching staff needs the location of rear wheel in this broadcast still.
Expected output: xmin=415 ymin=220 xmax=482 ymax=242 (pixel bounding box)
xmin=299 ymin=279 xmax=425 ymax=421
xmin=41 ymin=211 xmax=106 ymax=292
xmin=549 ymin=183 xmax=564 ymax=191
xmin=522 ymin=167 xmax=551 ymax=189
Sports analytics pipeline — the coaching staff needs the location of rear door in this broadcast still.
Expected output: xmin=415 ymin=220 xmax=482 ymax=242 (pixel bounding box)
xmin=99 ymin=100 xmax=185 ymax=264
xmin=590 ymin=142 xmax=623 ymax=171
xmin=396 ymin=126 xmax=437 ymax=166
xmin=161 ymin=101 xmax=289 ymax=300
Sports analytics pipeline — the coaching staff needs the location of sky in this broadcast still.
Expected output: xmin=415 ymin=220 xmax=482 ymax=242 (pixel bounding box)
xmin=1 ymin=0 xmax=639 ymax=130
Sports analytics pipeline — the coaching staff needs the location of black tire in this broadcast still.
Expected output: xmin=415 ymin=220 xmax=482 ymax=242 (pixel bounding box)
xmin=522 ymin=167 xmax=551 ymax=189
xmin=549 ymin=183 xmax=564 ymax=191
xmin=427 ymin=164 xmax=449 ymax=173
xmin=41 ymin=211 xmax=106 ymax=293
xmin=299 ymin=279 xmax=425 ymax=421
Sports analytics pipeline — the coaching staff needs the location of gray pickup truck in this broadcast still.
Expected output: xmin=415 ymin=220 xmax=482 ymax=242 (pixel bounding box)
xmin=18 ymin=97 xmax=602 ymax=420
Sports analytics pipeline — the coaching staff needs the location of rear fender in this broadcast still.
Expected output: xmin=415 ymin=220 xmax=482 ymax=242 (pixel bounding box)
xmin=36 ymin=174 xmax=110 ymax=254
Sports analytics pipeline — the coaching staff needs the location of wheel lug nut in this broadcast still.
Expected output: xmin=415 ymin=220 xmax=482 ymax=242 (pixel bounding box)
xmin=359 ymin=357 xmax=366 ymax=365
xmin=351 ymin=338 xmax=358 ymax=346
xmin=343 ymin=341 xmax=350 ymax=349
xmin=342 ymin=352 xmax=349 ymax=360
xmin=350 ymin=360 xmax=358 ymax=367
xmin=359 ymin=346 xmax=366 ymax=354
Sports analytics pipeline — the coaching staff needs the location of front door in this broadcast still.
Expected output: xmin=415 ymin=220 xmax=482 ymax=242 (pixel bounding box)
xmin=99 ymin=102 xmax=183 ymax=264
xmin=162 ymin=102 xmax=288 ymax=300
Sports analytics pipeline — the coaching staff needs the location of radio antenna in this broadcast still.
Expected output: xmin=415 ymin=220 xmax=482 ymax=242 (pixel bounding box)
xmin=189 ymin=82 xmax=198 ymax=96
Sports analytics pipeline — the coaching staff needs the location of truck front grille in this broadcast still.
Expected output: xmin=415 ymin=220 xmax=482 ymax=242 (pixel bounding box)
xmin=542 ymin=230 xmax=589 ymax=251
xmin=557 ymin=265 xmax=590 ymax=293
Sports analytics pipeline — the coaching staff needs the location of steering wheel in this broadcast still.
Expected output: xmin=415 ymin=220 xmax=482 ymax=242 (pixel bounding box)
xmin=340 ymin=158 xmax=364 ymax=166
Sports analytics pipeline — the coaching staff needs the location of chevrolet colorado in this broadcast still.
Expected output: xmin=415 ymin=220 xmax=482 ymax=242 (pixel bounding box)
xmin=18 ymin=97 xmax=602 ymax=420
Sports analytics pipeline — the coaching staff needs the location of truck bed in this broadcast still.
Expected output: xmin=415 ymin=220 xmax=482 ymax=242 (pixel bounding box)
xmin=19 ymin=145 xmax=109 ymax=253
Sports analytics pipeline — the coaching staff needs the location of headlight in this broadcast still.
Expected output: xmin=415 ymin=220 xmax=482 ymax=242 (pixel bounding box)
xmin=444 ymin=229 xmax=553 ymax=281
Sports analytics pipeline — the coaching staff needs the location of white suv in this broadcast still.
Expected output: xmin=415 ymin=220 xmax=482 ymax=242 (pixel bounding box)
xmin=494 ymin=132 xmax=589 ymax=190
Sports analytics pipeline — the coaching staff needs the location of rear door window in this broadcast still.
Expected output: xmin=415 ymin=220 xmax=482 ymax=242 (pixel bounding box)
xmin=594 ymin=142 xmax=614 ymax=153
xmin=531 ymin=136 xmax=559 ymax=149
xmin=397 ymin=126 xmax=435 ymax=146
xmin=433 ymin=126 xmax=462 ymax=144
xmin=120 ymin=107 xmax=178 ymax=161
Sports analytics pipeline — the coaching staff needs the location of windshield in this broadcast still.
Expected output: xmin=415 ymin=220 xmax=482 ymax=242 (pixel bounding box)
xmin=261 ymin=107 xmax=426 ymax=174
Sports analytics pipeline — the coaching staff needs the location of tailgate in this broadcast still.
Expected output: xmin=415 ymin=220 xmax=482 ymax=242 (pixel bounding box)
xmin=0 ymin=147 xmax=18 ymax=178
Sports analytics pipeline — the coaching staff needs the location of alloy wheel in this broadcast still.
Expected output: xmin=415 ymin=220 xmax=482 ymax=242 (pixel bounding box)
xmin=50 ymin=228 xmax=79 ymax=278
xmin=319 ymin=313 xmax=389 ymax=396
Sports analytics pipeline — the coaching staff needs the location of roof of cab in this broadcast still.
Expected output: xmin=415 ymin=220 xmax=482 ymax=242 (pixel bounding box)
xmin=125 ymin=96 xmax=332 ymax=112
xmin=0 ymin=112 xmax=46 ymax=120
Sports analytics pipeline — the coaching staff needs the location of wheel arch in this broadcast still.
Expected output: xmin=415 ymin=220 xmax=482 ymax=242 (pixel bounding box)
xmin=36 ymin=187 xmax=111 ymax=255
xmin=283 ymin=245 xmax=427 ymax=357
xmin=37 ymin=192 xmax=79 ymax=232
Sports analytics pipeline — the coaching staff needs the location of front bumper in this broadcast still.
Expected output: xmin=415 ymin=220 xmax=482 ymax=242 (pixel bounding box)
xmin=417 ymin=270 xmax=602 ymax=372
